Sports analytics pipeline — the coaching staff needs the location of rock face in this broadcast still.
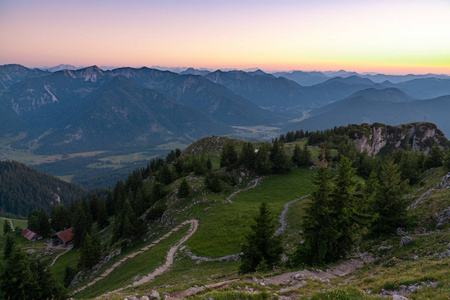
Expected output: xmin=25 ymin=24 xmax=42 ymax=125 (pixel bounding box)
xmin=352 ymin=122 xmax=449 ymax=156
xmin=435 ymin=208 xmax=450 ymax=228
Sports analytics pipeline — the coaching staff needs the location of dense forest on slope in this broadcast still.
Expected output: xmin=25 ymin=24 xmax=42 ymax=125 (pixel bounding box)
xmin=0 ymin=161 xmax=86 ymax=218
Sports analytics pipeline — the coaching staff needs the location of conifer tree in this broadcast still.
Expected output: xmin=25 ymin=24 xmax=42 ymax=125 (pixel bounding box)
xmin=97 ymin=197 xmax=110 ymax=229
xmin=159 ymin=163 xmax=173 ymax=185
xmin=240 ymin=142 xmax=256 ymax=170
xmin=293 ymin=166 xmax=337 ymax=266
xmin=444 ymin=150 xmax=450 ymax=172
xmin=292 ymin=144 xmax=302 ymax=166
xmin=50 ymin=204 xmax=71 ymax=232
xmin=255 ymin=144 xmax=271 ymax=175
xmin=0 ymin=246 xmax=33 ymax=299
xmin=37 ymin=209 xmax=51 ymax=237
xmin=371 ymin=159 xmax=410 ymax=236
xmin=424 ymin=143 xmax=443 ymax=169
xmin=206 ymin=157 xmax=213 ymax=170
xmin=204 ymin=172 xmax=223 ymax=193
xmin=3 ymin=219 xmax=12 ymax=235
xmin=80 ymin=233 xmax=100 ymax=269
xmin=330 ymin=156 xmax=361 ymax=260
xmin=72 ymin=205 xmax=91 ymax=247
xmin=239 ymin=202 xmax=283 ymax=273
xmin=90 ymin=194 xmax=100 ymax=221
xmin=220 ymin=142 xmax=238 ymax=171
xmin=178 ymin=178 xmax=191 ymax=199
xmin=4 ymin=235 xmax=15 ymax=260
xmin=270 ymin=139 xmax=292 ymax=174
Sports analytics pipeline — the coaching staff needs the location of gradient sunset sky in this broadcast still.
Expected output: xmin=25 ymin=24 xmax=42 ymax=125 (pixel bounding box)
xmin=1 ymin=0 xmax=449 ymax=74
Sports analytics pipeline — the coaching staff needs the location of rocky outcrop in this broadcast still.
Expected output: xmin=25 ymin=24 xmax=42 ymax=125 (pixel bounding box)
xmin=352 ymin=122 xmax=449 ymax=156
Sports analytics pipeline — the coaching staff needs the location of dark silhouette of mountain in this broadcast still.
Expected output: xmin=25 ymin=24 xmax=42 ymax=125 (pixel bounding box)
xmin=0 ymin=160 xmax=86 ymax=218
xmin=107 ymin=67 xmax=279 ymax=125
xmin=0 ymin=64 xmax=49 ymax=90
xmin=285 ymin=91 xmax=450 ymax=138
xmin=272 ymin=70 xmax=329 ymax=86
xmin=310 ymin=88 xmax=415 ymax=117
xmin=383 ymin=78 xmax=450 ymax=99
xmin=205 ymin=70 xmax=310 ymax=107
xmin=301 ymin=76 xmax=380 ymax=107
xmin=362 ymin=73 xmax=450 ymax=84
xmin=180 ymin=67 xmax=211 ymax=76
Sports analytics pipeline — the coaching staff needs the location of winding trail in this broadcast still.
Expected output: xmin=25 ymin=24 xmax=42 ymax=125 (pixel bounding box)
xmin=50 ymin=245 xmax=73 ymax=267
xmin=73 ymin=220 xmax=198 ymax=296
xmin=9 ymin=218 xmax=14 ymax=231
xmin=274 ymin=194 xmax=310 ymax=236
xmin=225 ymin=177 xmax=263 ymax=203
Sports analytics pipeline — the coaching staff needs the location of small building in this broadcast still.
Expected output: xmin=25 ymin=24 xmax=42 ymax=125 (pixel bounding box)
xmin=53 ymin=227 xmax=74 ymax=246
xmin=21 ymin=228 xmax=41 ymax=241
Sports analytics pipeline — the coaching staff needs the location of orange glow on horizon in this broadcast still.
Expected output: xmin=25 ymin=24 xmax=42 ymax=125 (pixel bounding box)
xmin=0 ymin=0 xmax=449 ymax=75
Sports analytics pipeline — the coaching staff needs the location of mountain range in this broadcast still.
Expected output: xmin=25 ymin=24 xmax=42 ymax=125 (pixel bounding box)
xmin=1 ymin=63 xmax=450 ymax=158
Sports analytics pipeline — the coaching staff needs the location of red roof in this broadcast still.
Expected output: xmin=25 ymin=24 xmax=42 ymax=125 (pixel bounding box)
xmin=21 ymin=228 xmax=38 ymax=241
xmin=56 ymin=227 xmax=74 ymax=243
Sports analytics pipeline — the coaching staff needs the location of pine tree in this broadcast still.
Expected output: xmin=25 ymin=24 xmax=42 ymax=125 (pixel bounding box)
xmin=371 ymin=159 xmax=410 ymax=236
xmin=1 ymin=246 xmax=33 ymax=298
xmin=444 ymin=150 xmax=450 ymax=172
xmin=293 ymin=166 xmax=337 ymax=266
xmin=270 ymin=139 xmax=292 ymax=174
xmin=292 ymin=144 xmax=302 ymax=166
xmin=204 ymin=172 xmax=223 ymax=193
xmin=37 ymin=209 xmax=51 ymax=237
xmin=424 ymin=143 xmax=443 ymax=169
xmin=72 ymin=205 xmax=91 ymax=247
xmin=4 ymin=235 xmax=15 ymax=260
xmin=255 ymin=144 xmax=271 ymax=175
xmin=240 ymin=142 xmax=256 ymax=170
xmin=178 ymin=178 xmax=191 ymax=199
xmin=220 ymin=142 xmax=238 ymax=171
xmin=80 ymin=233 xmax=100 ymax=269
xmin=330 ymin=156 xmax=360 ymax=260
xmin=97 ymin=197 xmax=110 ymax=229
xmin=50 ymin=204 xmax=71 ymax=232
xmin=3 ymin=219 xmax=12 ymax=235
xmin=239 ymin=202 xmax=283 ymax=273
xmin=90 ymin=194 xmax=100 ymax=221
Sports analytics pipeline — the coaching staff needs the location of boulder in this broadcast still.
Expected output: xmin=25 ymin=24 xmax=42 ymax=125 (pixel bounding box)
xmin=399 ymin=236 xmax=413 ymax=248
xmin=393 ymin=295 xmax=410 ymax=300
xmin=396 ymin=227 xmax=407 ymax=235
xmin=435 ymin=208 xmax=450 ymax=228
xmin=146 ymin=290 xmax=160 ymax=300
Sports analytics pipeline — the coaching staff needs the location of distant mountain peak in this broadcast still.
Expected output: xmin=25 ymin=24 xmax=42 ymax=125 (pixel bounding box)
xmin=75 ymin=66 xmax=104 ymax=82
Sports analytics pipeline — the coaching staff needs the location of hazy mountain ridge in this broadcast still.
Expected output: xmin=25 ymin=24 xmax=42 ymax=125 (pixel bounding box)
xmin=285 ymin=88 xmax=450 ymax=138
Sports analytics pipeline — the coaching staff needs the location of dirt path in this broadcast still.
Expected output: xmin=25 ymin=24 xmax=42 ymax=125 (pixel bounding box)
xmin=274 ymin=194 xmax=310 ymax=236
xmin=226 ymin=177 xmax=264 ymax=203
xmin=9 ymin=218 xmax=14 ymax=231
xmin=74 ymin=220 xmax=198 ymax=297
xmin=50 ymin=245 xmax=73 ymax=267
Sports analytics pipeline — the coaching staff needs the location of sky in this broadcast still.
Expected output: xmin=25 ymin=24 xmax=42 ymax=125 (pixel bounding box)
xmin=0 ymin=0 xmax=449 ymax=74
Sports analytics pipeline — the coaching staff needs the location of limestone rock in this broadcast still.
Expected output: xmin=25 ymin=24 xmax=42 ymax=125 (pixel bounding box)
xmin=399 ymin=236 xmax=413 ymax=248
xmin=146 ymin=290 xmax=160 ymax=300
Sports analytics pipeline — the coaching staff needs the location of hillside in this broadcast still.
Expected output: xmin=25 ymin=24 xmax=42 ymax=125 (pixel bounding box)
xmin=2 ymin=126 xmax=450 ymax=299
xmin=286 ymin=89 xmax=450 ymax=138
xmin=0 ymin=160 xmax=86 ymax=218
